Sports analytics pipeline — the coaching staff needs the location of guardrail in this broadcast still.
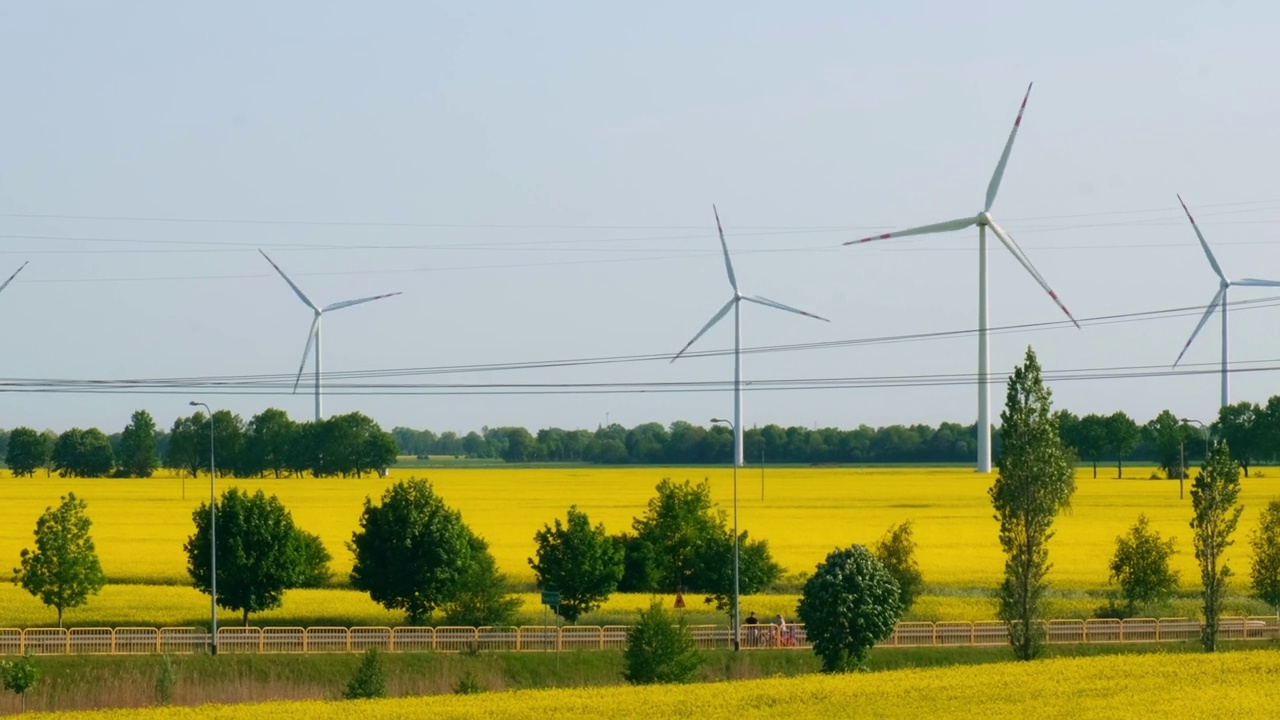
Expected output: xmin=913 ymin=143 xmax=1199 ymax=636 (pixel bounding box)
xmin=0 ymin=617 xmax=1274 ymax=656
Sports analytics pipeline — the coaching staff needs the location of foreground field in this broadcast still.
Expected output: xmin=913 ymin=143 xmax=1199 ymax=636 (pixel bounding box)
xmin=4 ymin=465 xmax=1279 ymax=626
xmin=27 ymin=648 xmax=1280 ymax=719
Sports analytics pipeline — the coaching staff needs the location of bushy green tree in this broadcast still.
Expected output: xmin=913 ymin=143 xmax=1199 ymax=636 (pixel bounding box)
xmin=632 ymin=479 xmax=723 ymax=591
xmin=118 ymin=410 xmax=160 ymax=477
xmin=873 ymin=521 xmax=924 ymax=612
xmin=1109 ymin=514 xmax=1178 ymax=615
xmin=796 ymin=545 xmax=902 ymax=673
xmin=990 ymin=347 xmax=1075 ymax=661
xmin=1 ymin=652 xmax=41 ymax=712
xmin=622 ymin=600 xmax=702 ymax=685
xmin=348 ymin=478 xmax=475 ymax=624
xmin=1249 ymin=499 xmax=1280 ymax=613
xmin=698 ymin=528 xmax=783 ymax=619
xmin=5 ymin=427 xmax=48 ymax=478
xmin=12 ymin=493 xmax=107 ymax=627
xmin=529 ymin=506 xmax=624 ymax=622
xmin=1191 ymin=441 xmax=1243 ymax=652
xmin=185 ymin=488 xmax=331 ymax=625
xmin=1214 ymin=402 xmax=1263 ymax=477
xmin=439 ymin=532 xmax=520 ymax=626
xmin=1106 ymin=411 xmax=1141 ymax=479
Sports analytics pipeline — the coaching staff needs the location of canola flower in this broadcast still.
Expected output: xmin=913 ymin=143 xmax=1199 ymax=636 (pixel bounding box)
xmin=3 ymin=465 xmax=1277 ymax=626
xmin=26 ymin=649 xmax=1280 ymax=719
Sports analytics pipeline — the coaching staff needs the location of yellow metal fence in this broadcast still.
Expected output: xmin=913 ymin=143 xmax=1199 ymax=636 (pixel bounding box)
xmin=0 ymin=617 xmax=1274 ymax=656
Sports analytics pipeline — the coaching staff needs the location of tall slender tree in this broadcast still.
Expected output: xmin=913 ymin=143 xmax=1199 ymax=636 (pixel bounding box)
xmin=1190 ymin=441 xmax=1243 ymax=652
xmin=990 ymin=347 xmax=1076 ymax=661
xmin=118 ymin=410 xmax=160 ymax=477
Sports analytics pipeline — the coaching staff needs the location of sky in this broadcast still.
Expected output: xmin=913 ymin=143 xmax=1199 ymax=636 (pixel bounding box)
xmin=1 ymin=1 xmax=1279 ymax=435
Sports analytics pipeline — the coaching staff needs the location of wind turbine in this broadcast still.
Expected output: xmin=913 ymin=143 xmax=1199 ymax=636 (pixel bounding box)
xmin=672 ymin=206 xmax=829 ymax=467
xmin=0 ymin=262 xmax=27 ymax=298
xmin=259 ymin=250 xmax=402 ymax=421
xmin=842 ymin=83 xmax=1079 ymax=473
xmin=1172 ymin=195 xmax=1280 ymax=408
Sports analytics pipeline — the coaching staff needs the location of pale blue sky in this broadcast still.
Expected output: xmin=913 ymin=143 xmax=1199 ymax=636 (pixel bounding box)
xmin=1 ymin=1 xmax=1279 ymax=433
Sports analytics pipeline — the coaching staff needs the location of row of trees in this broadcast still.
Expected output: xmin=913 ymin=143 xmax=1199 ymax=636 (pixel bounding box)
xmin=389 ymin=398 xmax=1280 ymax=469
xmin=3 ymin=409 xmax=397 ymax=479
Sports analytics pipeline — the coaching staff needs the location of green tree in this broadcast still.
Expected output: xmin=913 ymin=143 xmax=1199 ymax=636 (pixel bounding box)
xmin=1249 ymin=499 xmax=1280 ymax=613
xmin=1145 ymin=410 xmax=1193 ymax=479
xmin=696 ymin=528 xmax=782 ymax=618
xmin=1190 ymin=441 xmax=1244 ymax=652
xmin=1108 ymin=514 xmax=1179 ymax=615
xmin=118 ymin=410 xmax=160 ymax=477
xmin=1076 ymin=414 xmax=1109 ymax=479
xmin=12 ymin=493 xmax=107 ymax=627
xmin=438 ymin=532 xmax=521 ymax=626
xmin=796 ymin=545 xmax=902 ymax=673
xmin=1106 ymin=411 xmax=1141 ymax=479
xmin=872 ymin=521 xmax=924 ymax=612
xmin=631 ymin=478 xmax=725 ymax=591
xmin=50 ymin=428 xmax=86 ymax=478
xmin=990 ymin=347 xmax=1076 ymax=661
xmin=343 ymin=648 xmax=387 ymax=700
xmin=184 ymin=488 xmax=331 ymax=625
xmin=240 ymin=408 xmax=297 ymax=478
xmin=622 ymin=600 xmax=702 ymax=685
xmin=1214 ymin=401 xmax=1262 ymax=477
xmin=348 ymin=478 xmax=476 ymax=625
xmin=5 ymin=427 xmax=48 ymax=478
xmin=1 ymin=652 xmax=41 ymax=712
xmin=529 ymin=506 xmax=625 ymax=622
xmin=166 ymin=414 xmax=202 ymax=478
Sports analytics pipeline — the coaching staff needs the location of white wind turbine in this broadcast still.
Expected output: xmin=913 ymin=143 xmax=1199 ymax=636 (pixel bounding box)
xmin=672 ymin=206 xmax=829 ymax=467
xmin=0 ymin=262 xmax=28 ymax=298
xmin=843 ymin=83 xmax=1079 ymax=473
xmin=1172 ymin=195 xmax=1280 ymax=408
xmin=260 ymin=250 xmax=402 ymax=421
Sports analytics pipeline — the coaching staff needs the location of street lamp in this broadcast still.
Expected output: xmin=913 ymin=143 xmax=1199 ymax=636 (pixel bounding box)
xmin=1179 ymin=418 xmax=1211 ymax=501
xmin=190 ymin=401 xmax=217 ymax=655
xmin=710 ymin=418 xmax=740 ymax=652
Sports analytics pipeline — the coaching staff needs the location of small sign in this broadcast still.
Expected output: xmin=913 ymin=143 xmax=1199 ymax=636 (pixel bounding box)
xmin=541 ymin=590 xmax=560 ymax=606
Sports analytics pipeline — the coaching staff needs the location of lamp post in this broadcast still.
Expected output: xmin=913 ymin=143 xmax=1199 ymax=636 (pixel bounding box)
xmin=710 ymin=417 xmax=740 ymax=652
xmin=1180 ymin=418 xmax=1210 ymax=501
xmin=190 ymin=401 xmax=217 ymax=655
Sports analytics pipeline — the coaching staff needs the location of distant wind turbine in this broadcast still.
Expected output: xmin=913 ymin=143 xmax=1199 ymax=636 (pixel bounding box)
xmin=672 ymin=206 xmax=829 ymax=467
xmin=842 ymin=83 xmax=1079 ymax=473
xmin=0 ymin=262 xmax=27 ymax=298
xmin=259 ymin=251 xmax=402 ymax=421
xmin=1172 ymin=195 xmax=1280 ymax=408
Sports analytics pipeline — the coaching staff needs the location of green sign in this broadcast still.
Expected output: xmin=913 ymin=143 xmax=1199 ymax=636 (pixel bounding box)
xmin=541 ymin=590 xmax=560 ymax=606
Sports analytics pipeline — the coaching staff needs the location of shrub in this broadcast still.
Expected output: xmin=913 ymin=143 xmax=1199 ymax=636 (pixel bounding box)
xmin=1109 ymin=514 xmax=1179 ymax=616
xmin=796 ymin=545 xmax=902 ymax=673
xmin=154 ymin=654 xmax=177 ymax=705
xmin=622 ymin=600 xmax=702 ymax=685
xmin=872 ymin=521 xmax=924 ymax=612
xmin=452 ymin=671 xmax=482 ymax=695
xmin=343 ymin=648 xmax=387 ymax=700
xmin=1 ymin=652 xmax=41 ymax=712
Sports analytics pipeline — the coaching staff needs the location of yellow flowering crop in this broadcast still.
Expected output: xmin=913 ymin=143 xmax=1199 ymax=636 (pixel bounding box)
xmin=30 ymin=648 xmax=1280 ymax=719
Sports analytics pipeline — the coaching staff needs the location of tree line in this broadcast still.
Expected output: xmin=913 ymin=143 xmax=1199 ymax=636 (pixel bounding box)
xmin=2 ymin=409 xmax=397 ymax=479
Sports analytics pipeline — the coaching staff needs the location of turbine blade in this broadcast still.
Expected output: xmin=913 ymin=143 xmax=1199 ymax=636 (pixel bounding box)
xmin=671 ymin=297 xmax=737 ymax=363
xmin=713 ymin=204 xmax=738 ymax=292
xmin=323 ymin=291 xmax=403 ymax=312
xmin=1176 ymin=195 xmax=1226 ymax=282
xmin=744 ymin=295 xmax=830 ymax=322
xmin=984 ymin=82 xmax=1033 ymax=212
xmin=293 ymin=315 xmax=319 ymax=393
xmin=1232 ymin=278 xmax=1280 ymax=288
xmin=260 ymin=250 xmax=318 ymax=311
xmin=1173 ymin=287 xmax=1226 ymax=367
xmin=0 ymin=261 xmax=29 ymax=296
xmin=844 ymin=216 xmax=977 ymax=246
xmin=987 ymin=219 xmax=1080 ymax=329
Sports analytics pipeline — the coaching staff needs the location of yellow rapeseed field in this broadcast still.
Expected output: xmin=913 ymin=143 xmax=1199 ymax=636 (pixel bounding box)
xmin=4 ymin=466 xmax=1275 ymax=588
xmin=4 ymin=465 xmax=1278 ymax=627
xmin=29 ymin=648 xmax=1280 ymax=719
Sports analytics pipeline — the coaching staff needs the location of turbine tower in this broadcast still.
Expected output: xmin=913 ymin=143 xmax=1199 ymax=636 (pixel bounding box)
xmin=672 ymin=206 xmax=829 ymax=467
xmin=1172 ymin=195 xmax=1280 ymax=407
xmin=260 ymin=251 xmax=402 ymax=421
xmin=843 ymin=83 xmax=1079 ymax=473
xmin=0 ymin=262 xmax=28 ymax=298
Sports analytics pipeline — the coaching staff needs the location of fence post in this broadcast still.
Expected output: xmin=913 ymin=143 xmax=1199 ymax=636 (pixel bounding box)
xmin=931 ymin=622 xmax=937 ymax=647
xmin=970 ymin=622 xmax=975 ymax=646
